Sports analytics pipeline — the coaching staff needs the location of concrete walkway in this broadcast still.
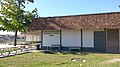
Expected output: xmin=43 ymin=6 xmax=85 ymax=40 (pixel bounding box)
xmin=0 ymin=45 xmax=32 ymax=58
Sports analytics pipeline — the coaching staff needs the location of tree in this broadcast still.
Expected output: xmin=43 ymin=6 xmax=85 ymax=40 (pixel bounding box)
xmin=0 ymin=0 xmax=38 ymax=46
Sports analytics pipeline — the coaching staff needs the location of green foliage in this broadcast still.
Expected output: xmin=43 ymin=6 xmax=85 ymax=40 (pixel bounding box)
xmin=0 ymin=0 xmax=38 ymax=46
xmin=0 ymin=0 xmax=38 ymax=32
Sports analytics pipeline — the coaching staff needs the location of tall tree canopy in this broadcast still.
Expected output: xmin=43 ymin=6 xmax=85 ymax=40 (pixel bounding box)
xmin=0 ymin=0 xmax=38 ymax=46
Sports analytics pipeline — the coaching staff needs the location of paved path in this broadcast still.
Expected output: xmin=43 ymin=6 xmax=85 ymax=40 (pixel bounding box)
xmin=0 ymin=45 xmax=31 ymax=58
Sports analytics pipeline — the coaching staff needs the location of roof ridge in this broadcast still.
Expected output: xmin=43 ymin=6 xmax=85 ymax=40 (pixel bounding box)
xmin=34 ymin=12 xmax=120 ymax=19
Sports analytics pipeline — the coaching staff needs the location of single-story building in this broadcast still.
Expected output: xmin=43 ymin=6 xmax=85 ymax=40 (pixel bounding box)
xmin=26 ymin=12 xmax=120 ymax=53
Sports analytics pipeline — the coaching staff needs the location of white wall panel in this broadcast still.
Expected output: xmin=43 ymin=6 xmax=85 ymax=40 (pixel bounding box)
xmin=62 ymin=30 xmax=81 ymax=47
xmin=83 ymin=30 xmax=94 ymax=47
xmin=43 ymin=30 xmax=60 ymax=46
xmin=26 ymin=35 xmax=41 ymax=41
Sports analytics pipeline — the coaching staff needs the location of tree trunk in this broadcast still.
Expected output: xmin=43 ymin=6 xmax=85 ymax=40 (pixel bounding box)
xmin=14 ymin=30 xmax=18 ymax=46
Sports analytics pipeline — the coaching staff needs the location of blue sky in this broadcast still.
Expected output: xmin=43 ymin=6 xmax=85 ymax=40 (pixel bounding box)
xmin=1 ymin=0 xmax=120 ymax=35
xmin=25 ymin=0 xmax=120 ymax=17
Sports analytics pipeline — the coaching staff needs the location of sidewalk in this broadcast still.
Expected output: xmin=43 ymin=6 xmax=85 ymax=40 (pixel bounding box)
xmin=0 ymin=45 xmax=36 ymax=58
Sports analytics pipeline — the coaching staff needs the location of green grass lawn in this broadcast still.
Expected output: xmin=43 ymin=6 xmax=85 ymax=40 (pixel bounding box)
xmin=0 ymin=51 xmax=120 ymax=67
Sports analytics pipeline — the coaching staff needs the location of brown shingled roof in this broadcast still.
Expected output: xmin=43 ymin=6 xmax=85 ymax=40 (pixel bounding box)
xmin=21 ymin=30 xmax=41 ymax=35
xmin=30 ymin=12 xmax=120 ymax=30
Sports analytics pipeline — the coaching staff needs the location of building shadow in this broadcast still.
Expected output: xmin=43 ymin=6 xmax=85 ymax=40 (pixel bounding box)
xmin=40 ymin=50 xmax=89 ymax=56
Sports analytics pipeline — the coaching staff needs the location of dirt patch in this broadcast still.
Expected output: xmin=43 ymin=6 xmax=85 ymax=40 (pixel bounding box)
xmin=71 ymin=58 xmax=86 ymax=62
xmin=101 ymin=58 xmax=120 ymax=64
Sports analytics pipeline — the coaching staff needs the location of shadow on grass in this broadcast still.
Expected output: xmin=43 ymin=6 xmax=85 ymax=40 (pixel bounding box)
xmin=41 ymin=51 xmax=55 ymax=54
xmin=41 ymin=51 xmax=89 ymax=56
xmin=0 ymin=52 xmax=31 ymax=59
xmin=38 ymin=49 xmax=120 ymax=56
xmin=60 ymin=51 xmax=88 ymax=55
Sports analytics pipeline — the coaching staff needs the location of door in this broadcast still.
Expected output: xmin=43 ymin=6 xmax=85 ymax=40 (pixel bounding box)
xmin=94 ymin=31 xmax=106 ymax=52
xmin=107 ymin=29 xmax=119 ymax=53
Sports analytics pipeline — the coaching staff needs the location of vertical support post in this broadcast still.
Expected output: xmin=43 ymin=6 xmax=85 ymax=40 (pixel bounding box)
xmin=105 ymin=28 xmax=107 ymax=52
xmin=118 ymin=29 xmax=120 ymax=53
xmin=81 ymin=29 xmax=83 ymax=51
xmin=41 ymin=30 xmax=43 ymax=49
xmin=60 ymin=30 xmax=62 ymax=51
